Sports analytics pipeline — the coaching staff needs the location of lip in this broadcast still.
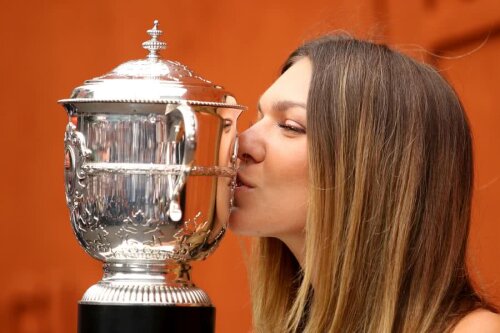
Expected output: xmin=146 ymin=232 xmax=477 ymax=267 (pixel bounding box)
xmin=235 ymin=172 xmax=256 ymax=189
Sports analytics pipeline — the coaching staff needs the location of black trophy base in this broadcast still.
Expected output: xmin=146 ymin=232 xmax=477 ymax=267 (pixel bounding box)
xmin=78 ymin=303 xmax=215 ymax=333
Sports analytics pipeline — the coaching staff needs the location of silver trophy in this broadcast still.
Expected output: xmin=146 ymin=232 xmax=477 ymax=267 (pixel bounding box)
xmin=59 ymin=20 xmax=244 ymax=332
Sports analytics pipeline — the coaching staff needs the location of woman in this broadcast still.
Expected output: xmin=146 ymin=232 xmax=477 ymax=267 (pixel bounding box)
xmin=229 ymin=35 xmax=500 ymax=332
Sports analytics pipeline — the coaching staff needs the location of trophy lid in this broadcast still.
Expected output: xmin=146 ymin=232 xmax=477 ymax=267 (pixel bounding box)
xmin=59 ymin=20 xmax=245 ymax=113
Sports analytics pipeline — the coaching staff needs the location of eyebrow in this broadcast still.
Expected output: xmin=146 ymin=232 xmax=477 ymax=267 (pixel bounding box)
xmin=257 ymin=100 xmax=307 ymax=115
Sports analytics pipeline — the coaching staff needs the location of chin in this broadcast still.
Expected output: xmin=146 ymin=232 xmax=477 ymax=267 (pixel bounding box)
xmin=228 ymin=207 xmax=245 ymax=234
xmin=228 ymin=207 xmax=258 ymax=237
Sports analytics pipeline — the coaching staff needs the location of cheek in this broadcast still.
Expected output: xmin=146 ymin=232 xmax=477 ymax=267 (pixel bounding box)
xmin=263 ymin=147 xmax=308 ymax=232
xmin=265 ymin=136 xmax=308 ymax=188
xmin=229 ymin=141 xmax=308 ymax=238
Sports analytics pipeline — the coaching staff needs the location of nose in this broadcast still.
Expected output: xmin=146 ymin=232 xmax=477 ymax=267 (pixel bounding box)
xmin=237 ymin=122 xmax=265 ymax=165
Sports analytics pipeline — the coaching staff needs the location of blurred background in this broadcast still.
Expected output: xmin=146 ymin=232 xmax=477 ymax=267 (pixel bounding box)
xmin=0 ymin=0 xmax=499 ymax=332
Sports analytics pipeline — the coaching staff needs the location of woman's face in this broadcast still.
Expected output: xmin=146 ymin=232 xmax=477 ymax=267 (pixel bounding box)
xmin=229 ymin=58 xmax=312 ymax=250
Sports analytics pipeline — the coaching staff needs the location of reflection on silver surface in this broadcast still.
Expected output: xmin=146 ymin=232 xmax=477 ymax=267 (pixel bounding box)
xmin=64 ymin=108 xmax=238 ymax=261
xmin=59 ymin=20 xmax=243 ymax=306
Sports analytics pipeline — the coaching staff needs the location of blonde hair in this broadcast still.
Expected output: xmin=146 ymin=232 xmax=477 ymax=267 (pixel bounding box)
xmin=250 ymin=36 xmax=492 ymax=333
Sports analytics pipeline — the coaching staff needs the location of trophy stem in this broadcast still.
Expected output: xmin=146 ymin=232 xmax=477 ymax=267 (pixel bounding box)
xmin=102 ymin=261 xmax=193 ymax=286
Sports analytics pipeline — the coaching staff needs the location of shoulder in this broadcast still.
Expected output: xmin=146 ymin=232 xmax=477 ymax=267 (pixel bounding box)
xmin=452 ymin=309 xmax=500 ymax=333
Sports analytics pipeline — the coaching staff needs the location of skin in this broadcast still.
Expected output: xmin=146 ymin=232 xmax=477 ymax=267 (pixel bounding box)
xmin=452 ymin=309 xmax=500 ymax=332
xmin=228 ymin=56 xmax=500 ymax=331
xmin=228 ymin=57 xmax=312 ymax=263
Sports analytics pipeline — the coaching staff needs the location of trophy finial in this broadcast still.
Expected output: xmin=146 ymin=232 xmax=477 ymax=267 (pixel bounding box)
xmin=142 ymin=19 xmax=167 ymax=60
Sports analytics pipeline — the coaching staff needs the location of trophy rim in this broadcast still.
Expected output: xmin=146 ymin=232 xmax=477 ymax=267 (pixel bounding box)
xmin=58 ymin=98 xmax=247 ymax=110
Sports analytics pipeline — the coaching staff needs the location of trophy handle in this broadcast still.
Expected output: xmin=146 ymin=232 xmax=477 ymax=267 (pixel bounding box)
xmin=165 ymin=103 xmax=197 ymax=222
xmin=64 ymin=122 xmax=92 ymax=218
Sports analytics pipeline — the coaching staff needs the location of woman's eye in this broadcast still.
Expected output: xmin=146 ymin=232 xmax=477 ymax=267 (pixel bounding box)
xmin=223 ymin=118 xmax=233 ymax=133
xmin=277 ymin=120 xmax=306 ymax=134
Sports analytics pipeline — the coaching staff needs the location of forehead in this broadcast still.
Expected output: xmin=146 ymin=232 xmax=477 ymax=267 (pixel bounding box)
xmin=259 ymin=57 xmax=312 ymax=107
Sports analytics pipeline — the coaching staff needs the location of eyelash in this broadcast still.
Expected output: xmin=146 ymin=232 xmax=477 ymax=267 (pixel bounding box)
xmin=277 ymin=122 xmax=306 ymax=134
xmin=251 ymin=116 xmax=306 ymax=134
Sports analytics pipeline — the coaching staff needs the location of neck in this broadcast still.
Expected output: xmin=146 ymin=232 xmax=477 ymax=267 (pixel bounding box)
xmin=279 ymin=232 xmax=305 ymax=269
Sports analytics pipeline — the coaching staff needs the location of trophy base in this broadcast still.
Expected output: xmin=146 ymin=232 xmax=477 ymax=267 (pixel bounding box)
xmin=81 ymin=262 xmax=212 ymax=306
xmin=78 ymin=303 xmax=215 ymax=333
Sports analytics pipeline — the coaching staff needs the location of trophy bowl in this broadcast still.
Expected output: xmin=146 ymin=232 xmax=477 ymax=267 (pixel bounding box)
xmin=59 ymin=20 xmax=244 ymax=332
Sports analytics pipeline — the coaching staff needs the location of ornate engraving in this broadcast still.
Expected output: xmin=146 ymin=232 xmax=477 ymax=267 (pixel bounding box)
xmin=173 ymin=212 xmax=210 ymax=258
xmin=81 ymin=282 xmax=211 ymax=306
xmin=64 ymin=123 xmax=93 ymax=231
xmin=172 ymin=212 xmax=225 ymax=261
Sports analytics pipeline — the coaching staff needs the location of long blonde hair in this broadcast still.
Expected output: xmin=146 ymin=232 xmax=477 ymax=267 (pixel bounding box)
xmin=250 ymin=36 xmax=492 ymax=333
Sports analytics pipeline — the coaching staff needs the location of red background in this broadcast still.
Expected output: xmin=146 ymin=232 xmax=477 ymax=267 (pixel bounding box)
xmin=0 ymin=1 xmax=499 ymax=332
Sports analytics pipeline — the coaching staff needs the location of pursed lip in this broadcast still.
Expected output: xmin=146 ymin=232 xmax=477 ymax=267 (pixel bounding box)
xmin=236 ymin=172 xmax=256 ymax=189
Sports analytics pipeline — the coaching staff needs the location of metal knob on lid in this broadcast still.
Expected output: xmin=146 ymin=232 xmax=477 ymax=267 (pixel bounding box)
xmin=142 ymin=20 xmax=167 ymax=60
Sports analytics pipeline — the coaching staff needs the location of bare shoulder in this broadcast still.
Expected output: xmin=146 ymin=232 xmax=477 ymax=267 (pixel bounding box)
xmin=452 ymin=309 xmax=500 ymax=333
